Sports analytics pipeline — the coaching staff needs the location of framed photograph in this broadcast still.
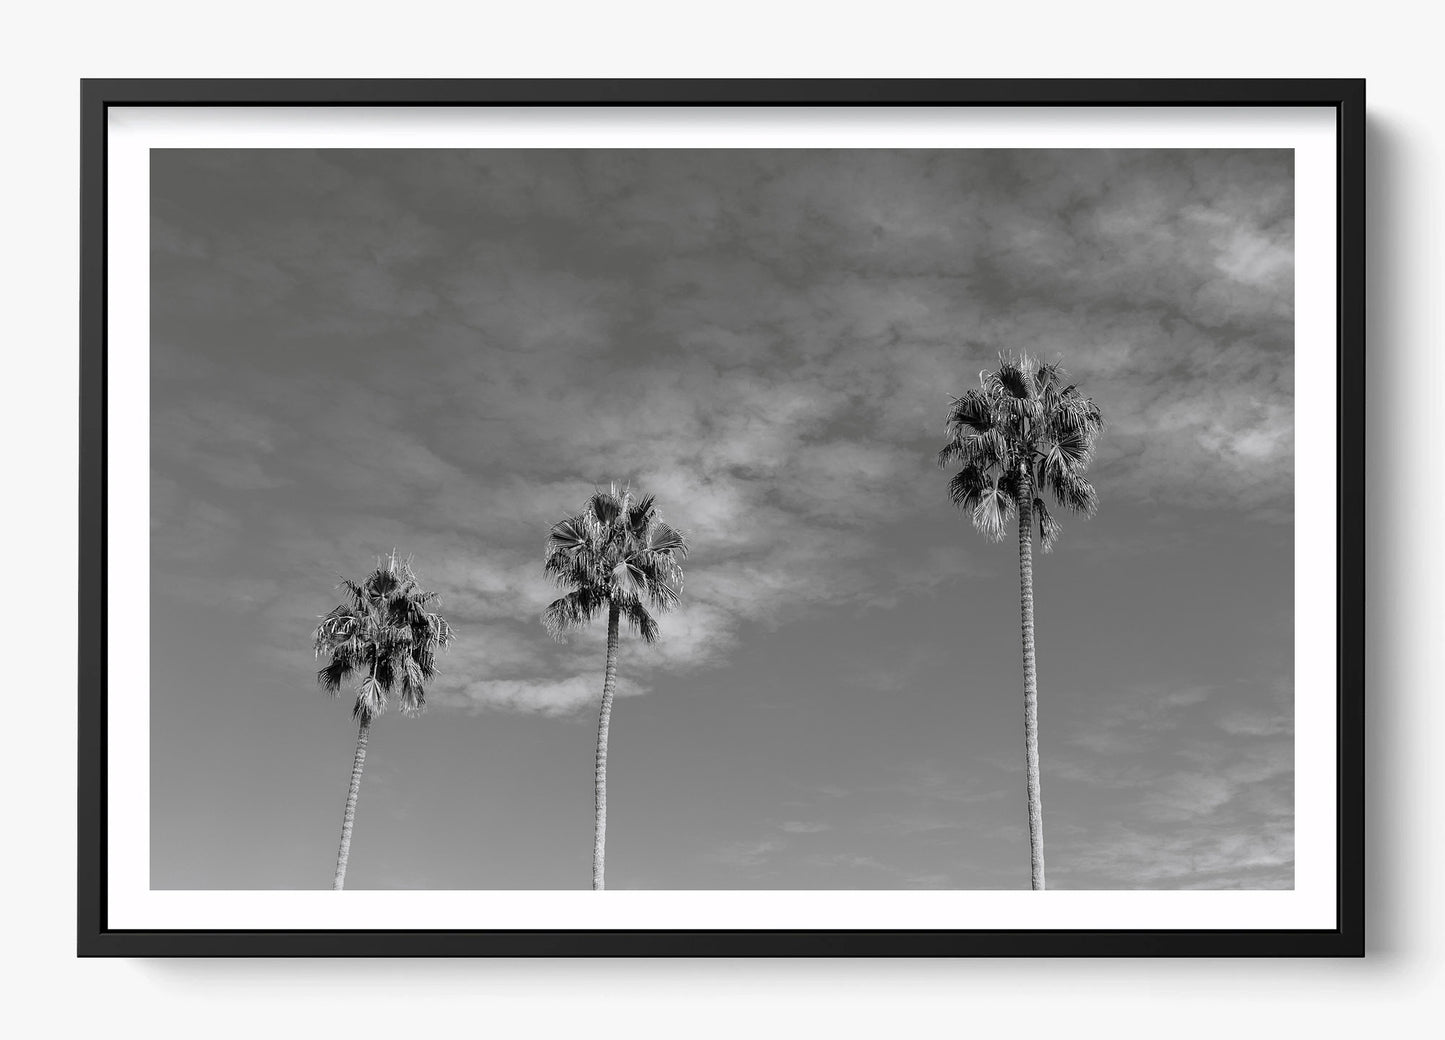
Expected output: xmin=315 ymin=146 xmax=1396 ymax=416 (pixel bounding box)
xmin=80 ymin=79 xmax=1364 ymax=957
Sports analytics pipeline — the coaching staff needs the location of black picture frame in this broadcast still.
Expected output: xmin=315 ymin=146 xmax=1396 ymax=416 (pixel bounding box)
xmin=79 ymin=78 xmax=1365 ymax=958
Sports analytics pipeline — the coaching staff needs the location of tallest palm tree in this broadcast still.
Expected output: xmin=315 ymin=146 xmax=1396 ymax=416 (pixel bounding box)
xmin=939 ymin=353 xmax=1104 ymax=890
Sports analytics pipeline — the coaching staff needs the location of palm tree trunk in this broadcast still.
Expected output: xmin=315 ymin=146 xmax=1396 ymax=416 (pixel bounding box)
xmin=592 ymin=602 xmax=621 ymax=891
xmin=332 ymin=712 xmax=371 ymax=891
xmin=1017 ymin=471 xmax=1046 ymax=891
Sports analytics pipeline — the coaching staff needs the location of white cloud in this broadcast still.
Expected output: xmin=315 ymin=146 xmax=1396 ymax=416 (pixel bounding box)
xmin=450 ymin=675 xmax=643 ymax=717
xmin=778 ymin=821 xmax=831 ymax=834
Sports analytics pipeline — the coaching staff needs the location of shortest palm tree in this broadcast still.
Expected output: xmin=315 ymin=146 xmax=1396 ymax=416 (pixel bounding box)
xmin=543 ymin=484 xmax=688 ymax=890
xmin=314 ymin=551 xmax=454 ymax=891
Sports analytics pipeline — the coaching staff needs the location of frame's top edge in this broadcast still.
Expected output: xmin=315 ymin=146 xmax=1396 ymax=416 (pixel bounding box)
xmin=81 ymin=78 xmax=1366 ymax=109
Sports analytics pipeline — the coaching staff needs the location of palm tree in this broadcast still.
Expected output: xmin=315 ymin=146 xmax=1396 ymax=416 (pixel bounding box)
xmin=542 ymin=484 xmax=689 ymax=890
xmin=313 ymin=551 xmax=455 ymax=890
xmin=939 ymin=353 xmax=1104 ymax=890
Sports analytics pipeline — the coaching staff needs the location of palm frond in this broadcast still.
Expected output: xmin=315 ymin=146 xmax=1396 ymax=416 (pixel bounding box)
xmin=1034 ymin=359 xmax=1062 ymax=394
xmin=627 ymin=492 xmax=657 ymax=535
xmin=317 ymin=658 xmax=352 ymax=693
xmin=948 ymin=465 xmax=989 ymax=511
xmin=999 ymin=465 xmax=1025 ymax=504
xmin=971 ymin=479 xmax=1015 ymax=542
xmin=638 ymin=568 xmax=682 ymax=611
xmin=354 ymin=674 xmax=385 ymax=719
xmin=335 ymin=578 xmax=369 ymax=612
xmin=647 ymin=521 xmax=689 ymax=558
xmin=631 ymin=545 xmax=683 ymax=582
xmin=588 ymin=487 xmax=623 ymax=527
xmin=368 ymin=568 xmax=400 ymax=599
xmin=622 ymin=598 xmax=660 ymax=645
xmin=397 ymin=677 xmax=423 ymax=716
xmin=1034 ymin=497 xmax=1063 ymax=552
xmin=398 ymin=657 xmax=425 ymax=716
xmin=1049 ymin=468 xmax=1099 ymax=517
xmin=547 ymin=515 xmax=594 ymax=552
xmin=422 ymin=613 xmax=454 ymax=657
xmin=544 ymin=552 xmax=604 ymax=591
xmin=944 ymin=389 xmax=995 ymax=436
xmin=375 ymin=655 xmax=396 ymax=692
xmin=542 ymin=588 xmax=603 ymax=641
xmin=1051 ymin=392 xmax=1104 ymax=436
xmin=993 ymin=352 xmax=1035 ymax=400
xmin=1051 ymin=426 xmax=1094 ymax=469
xmin=985 ymin=427 xmax=1015 ymax=468
xmin=611 ymin=560 xmax=642 ymax=604
xmin=314 ymin=608 xmax=358 ymax=651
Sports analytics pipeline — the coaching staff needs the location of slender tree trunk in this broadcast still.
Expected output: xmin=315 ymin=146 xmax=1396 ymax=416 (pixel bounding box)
xmin=592 ymin=602 xmax=621 ymax=891
xmin=332 ymin=713 xmax=371 ymax=891
xmin=1017 ymin=468 xmax=1046 ymax=890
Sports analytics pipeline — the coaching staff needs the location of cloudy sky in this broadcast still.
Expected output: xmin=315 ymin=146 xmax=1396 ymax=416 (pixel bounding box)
xmin=150 ymin=147 xmax=1294 ymax=890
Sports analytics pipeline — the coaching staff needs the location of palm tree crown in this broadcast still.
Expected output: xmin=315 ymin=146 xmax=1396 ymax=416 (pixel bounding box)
xmin=542 ymin=484 xmax=689 ymax=643
xmin=938 ymin=352 xmax=1104 ymax=549
xmin=314 ymin=553 xmax=456 ymax=722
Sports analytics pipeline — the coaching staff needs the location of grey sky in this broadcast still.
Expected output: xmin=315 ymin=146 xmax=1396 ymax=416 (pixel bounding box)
xmin=150 ymin=148 xmax=1293 ymax=890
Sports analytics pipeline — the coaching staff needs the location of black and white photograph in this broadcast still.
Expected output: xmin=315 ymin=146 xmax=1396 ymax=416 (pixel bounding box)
xmin=147 ymin=143 xmax=1299 ymax=896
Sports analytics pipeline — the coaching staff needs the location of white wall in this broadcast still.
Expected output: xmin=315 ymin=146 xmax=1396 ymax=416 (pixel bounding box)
xmin=4 ymin=2 xmax=1437 ymax=1034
